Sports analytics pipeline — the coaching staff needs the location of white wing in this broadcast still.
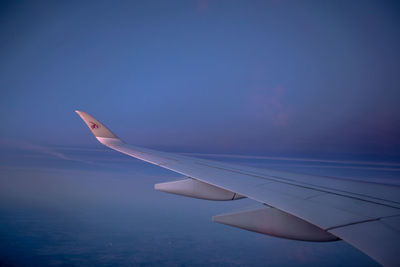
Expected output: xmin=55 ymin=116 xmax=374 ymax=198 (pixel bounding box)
xmin=76 ymin=111 xmax=400 ymax=266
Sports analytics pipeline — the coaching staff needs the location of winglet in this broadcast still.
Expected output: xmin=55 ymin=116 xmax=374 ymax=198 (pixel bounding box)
xmin=75 ymin=110 xmax=120 ymax=141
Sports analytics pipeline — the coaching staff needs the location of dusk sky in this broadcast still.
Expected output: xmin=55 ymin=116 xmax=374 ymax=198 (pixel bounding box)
xmin=0 ymin=1 xmax=399 ymax=266
xmin=1 ymin=0 xmax=399 ymax=157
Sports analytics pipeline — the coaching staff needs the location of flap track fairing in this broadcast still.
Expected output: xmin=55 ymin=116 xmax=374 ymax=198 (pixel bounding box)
xmin=213 ymin=206 xmax=339 ymax=242
xmin=155 ymin=178 xmax=245 ymax=201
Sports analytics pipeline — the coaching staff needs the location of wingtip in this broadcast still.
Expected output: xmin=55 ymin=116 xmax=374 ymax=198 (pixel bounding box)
xmin=75 ymin=110 xmax=119 ymax=140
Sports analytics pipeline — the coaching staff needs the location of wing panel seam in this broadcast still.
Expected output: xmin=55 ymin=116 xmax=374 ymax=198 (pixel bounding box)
xmin=195 ymin=161 xmax=400 ymax=210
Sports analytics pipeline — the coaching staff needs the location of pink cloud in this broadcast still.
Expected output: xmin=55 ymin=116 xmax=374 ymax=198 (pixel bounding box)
xmin=196 ymin=0 xmax=208 ymax=14
xmin=248 ymin=85 xmax=291 ymax=127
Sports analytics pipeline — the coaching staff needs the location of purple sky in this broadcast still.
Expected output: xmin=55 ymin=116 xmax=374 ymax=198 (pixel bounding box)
xmin=2 ymin=2 xmax=399 ymax=265
xmin=1 ymin=0 xmax=400 ymax=158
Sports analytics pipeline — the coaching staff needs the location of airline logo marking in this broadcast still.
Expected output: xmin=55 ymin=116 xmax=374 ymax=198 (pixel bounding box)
xmin=90 ymin=122 xmax=99 ymax=129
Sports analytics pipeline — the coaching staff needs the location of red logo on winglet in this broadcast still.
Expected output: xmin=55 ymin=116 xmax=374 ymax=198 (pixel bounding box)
xmin=90 ymin=122 xmax=99 ymax=130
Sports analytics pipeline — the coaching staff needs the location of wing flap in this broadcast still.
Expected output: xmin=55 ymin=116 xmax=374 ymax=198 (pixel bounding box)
xmin=329 ymin=216 xmax=400 ymax=267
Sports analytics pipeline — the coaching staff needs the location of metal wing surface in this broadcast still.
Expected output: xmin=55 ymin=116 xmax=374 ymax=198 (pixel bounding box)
xmin=76 ymin=111 xmax=400 ymax=266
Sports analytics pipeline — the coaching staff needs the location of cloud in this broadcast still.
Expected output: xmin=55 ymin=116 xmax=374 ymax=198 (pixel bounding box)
xmin=245 ymin=65 xmax=292 ymax=127
xmin=196 ymin=0 xmax=208 ymax=14
xmin=250 ymin=85 xmax=291 ymax=127
xmin=0 ymin=138 xmax=95 ymax=165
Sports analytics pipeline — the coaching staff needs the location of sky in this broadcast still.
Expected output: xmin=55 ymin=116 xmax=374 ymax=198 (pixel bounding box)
xmin=0 ymin=0 xmax=399 ymax=158
xmin=0 ymin=0 xmax=399 ymax=266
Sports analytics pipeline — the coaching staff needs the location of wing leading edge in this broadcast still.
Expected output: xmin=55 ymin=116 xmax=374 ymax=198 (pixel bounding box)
xmin=76 ymin=111 xmax=400 ymax=266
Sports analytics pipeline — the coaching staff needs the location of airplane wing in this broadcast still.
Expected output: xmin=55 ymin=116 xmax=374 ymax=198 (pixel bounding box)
xmin=76 ymin=111 xmax=400 ymax=266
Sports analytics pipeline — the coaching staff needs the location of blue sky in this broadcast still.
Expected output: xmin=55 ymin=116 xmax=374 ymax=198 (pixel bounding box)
xmin=0 ymin=1 xmax=399 ymax=266
xmin=1 ymin=0 xmax=399 ymax=158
